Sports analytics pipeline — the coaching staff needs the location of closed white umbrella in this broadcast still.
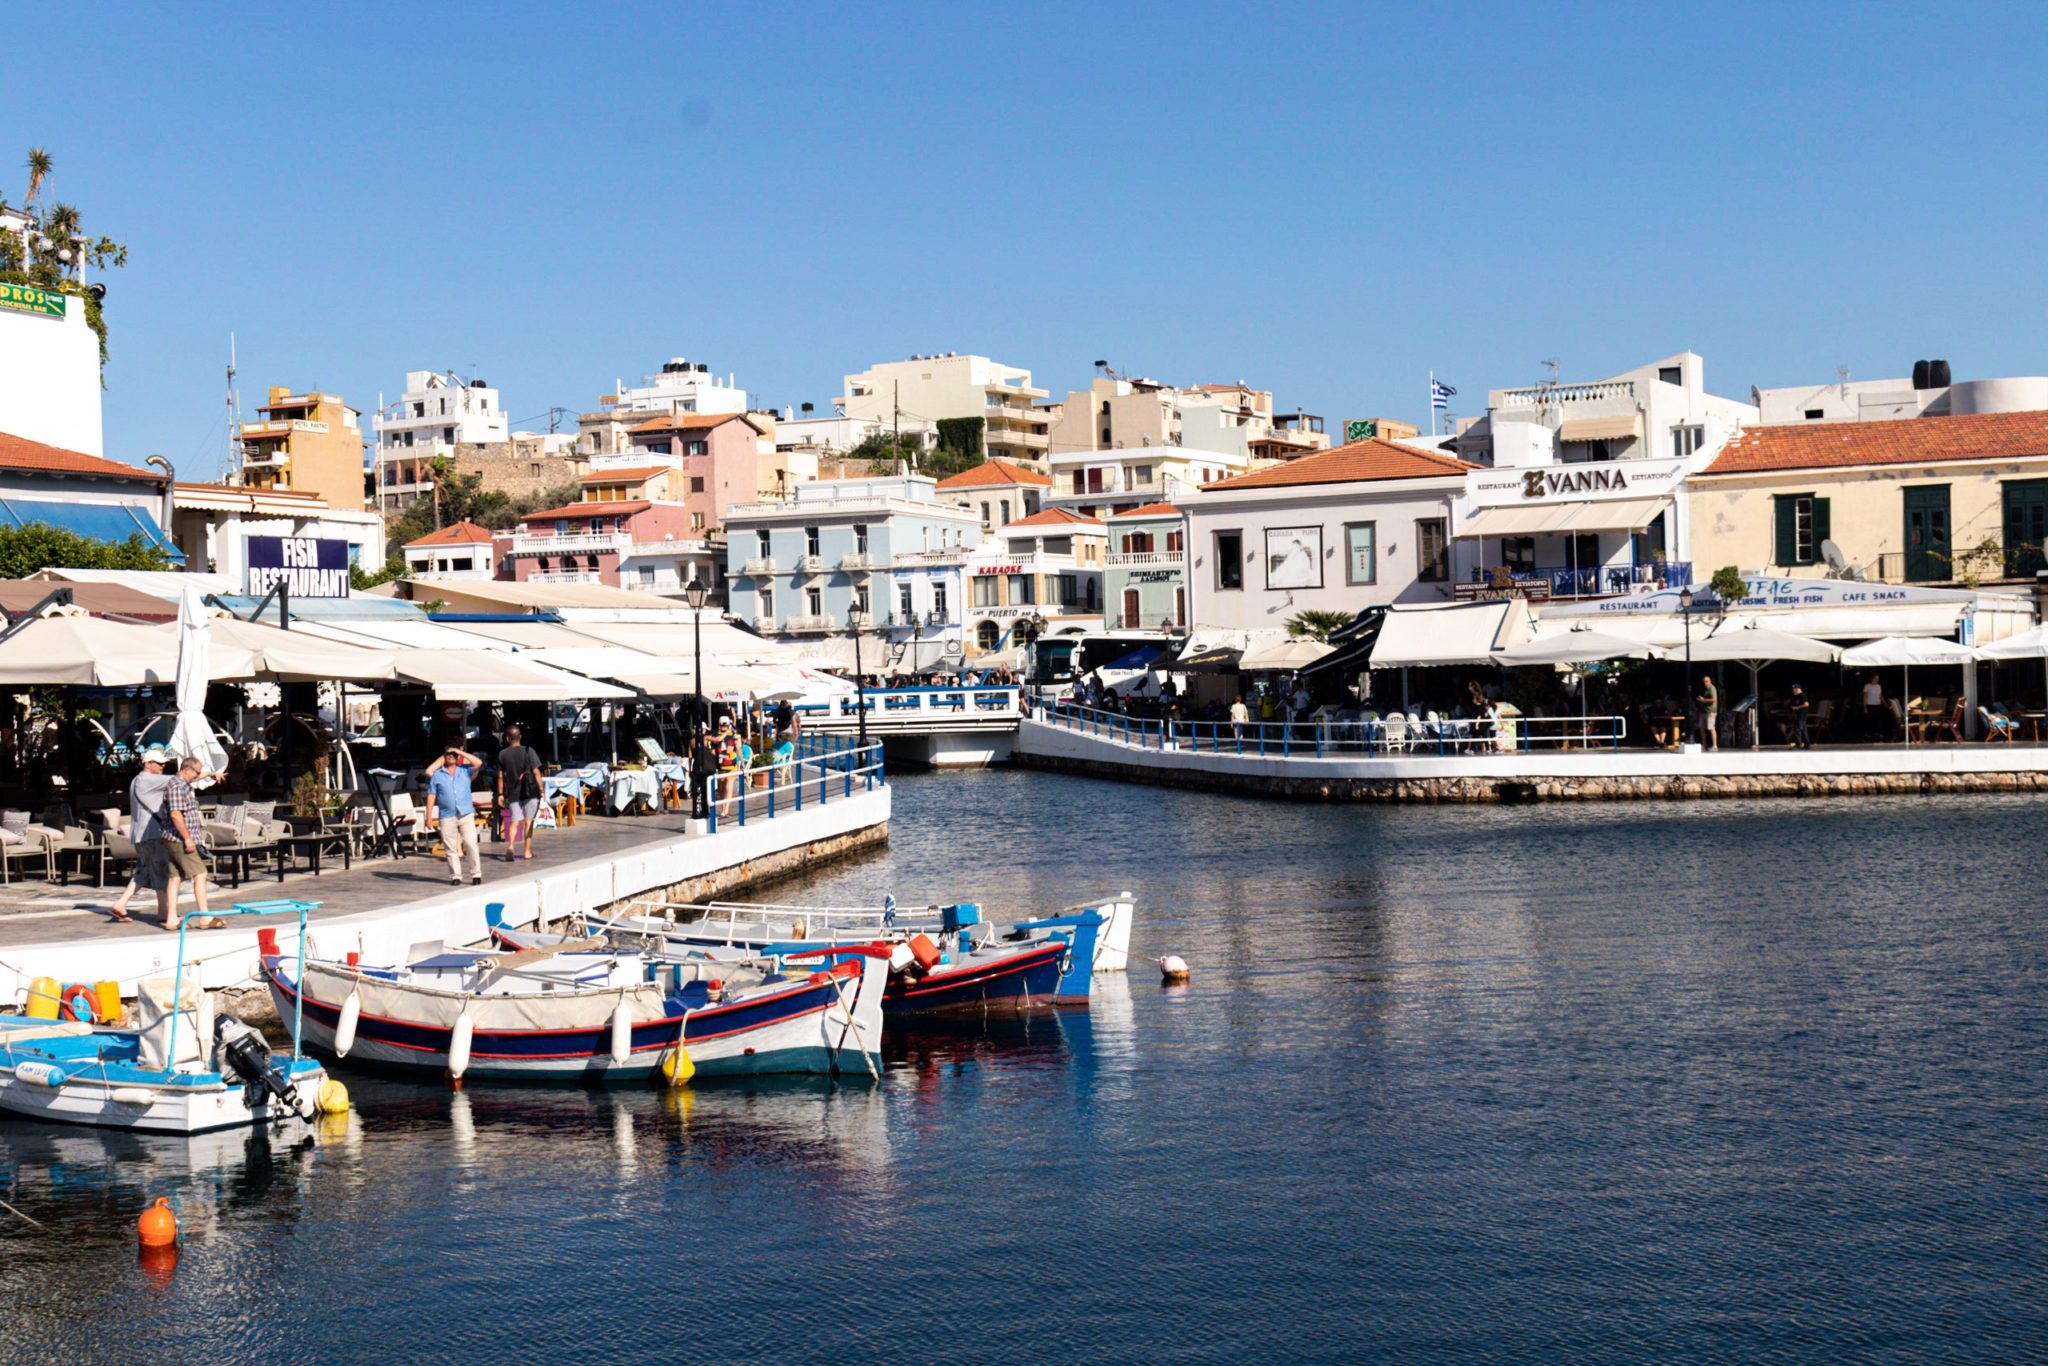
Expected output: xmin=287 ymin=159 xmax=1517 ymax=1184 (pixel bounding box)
xmin=167 ymin=584 xmax=229 ymax=780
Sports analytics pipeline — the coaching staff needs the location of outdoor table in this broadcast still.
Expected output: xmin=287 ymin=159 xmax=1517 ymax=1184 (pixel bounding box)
xmin=1906 ymin=709 xmax=1944 ymax=743
xmin=2018 ymin=711 xmax=2048 ymax=742
xmin=271 ymin=831 xmax=349 ymax=881
xmin=606 ymin=768 xmax=665 ymax=814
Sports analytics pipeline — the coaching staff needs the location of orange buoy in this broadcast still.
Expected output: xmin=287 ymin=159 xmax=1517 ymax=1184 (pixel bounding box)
xmin=137 ymin=1196 xmax=178 ymax=1247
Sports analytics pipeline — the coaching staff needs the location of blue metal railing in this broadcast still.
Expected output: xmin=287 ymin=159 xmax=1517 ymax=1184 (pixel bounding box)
xmin=1029 ymin=701 xmax=1627 ymax=757
xmin=705 ymin=736 xmax=886 ymax=832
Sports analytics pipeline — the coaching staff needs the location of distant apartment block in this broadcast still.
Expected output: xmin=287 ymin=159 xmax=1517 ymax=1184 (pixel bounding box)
xmin=1048 ymin=374 xmax=1330 ymax=462
xmin=1752 ymin=359 xmax=2048 ymax=425
xmin=839 ymin=354 xmax=1050 ymax=465
xmin=237 ymin=386 xmax=365 ymax=513
xmin=371 ymin=371 xmax=508 ymax=512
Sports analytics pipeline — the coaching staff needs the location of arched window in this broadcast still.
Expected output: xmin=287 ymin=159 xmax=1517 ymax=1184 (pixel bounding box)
xmin=977 ymin=621 xmax=1001 ymax=650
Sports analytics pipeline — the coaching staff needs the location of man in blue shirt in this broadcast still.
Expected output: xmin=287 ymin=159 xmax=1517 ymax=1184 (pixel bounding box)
xmin=425 ymin=745 xmax=484 ymax=886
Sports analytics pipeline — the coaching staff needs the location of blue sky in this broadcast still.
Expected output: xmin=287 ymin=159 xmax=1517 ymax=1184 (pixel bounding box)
xmin=16 ymin=1 xmax=2048 ymax=472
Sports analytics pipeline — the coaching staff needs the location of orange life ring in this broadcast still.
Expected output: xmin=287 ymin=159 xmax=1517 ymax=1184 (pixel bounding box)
xmin=58 ymin=982 xmax=99 ymax=1023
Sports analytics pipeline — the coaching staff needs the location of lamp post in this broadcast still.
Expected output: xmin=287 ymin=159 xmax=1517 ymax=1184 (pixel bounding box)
xmin=684 ymin=578 xmax=708 ymax=733
xmin=1679 ymin=584 xmax=1694 ymax=745
xmin=849 ymin=606 xmax=869 ymax=749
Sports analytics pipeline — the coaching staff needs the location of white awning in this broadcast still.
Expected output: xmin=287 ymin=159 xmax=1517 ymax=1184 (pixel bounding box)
xmin=1558 ymin=414 xmax=1642 ymax=443
xmin=1495 ymin=628 xmax=1664 ymax=665
xmin=1460 ymin=497 xmax=1669 ymax=538
xmin=1368 ymin=600 xmax=1535 ymax=668
xmin=392 ymin=651 xmax=633 ymax=701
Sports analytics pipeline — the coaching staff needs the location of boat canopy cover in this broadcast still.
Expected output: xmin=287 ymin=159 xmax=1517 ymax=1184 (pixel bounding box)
xmin=300 ymin=960 xmax=665 ymax=1032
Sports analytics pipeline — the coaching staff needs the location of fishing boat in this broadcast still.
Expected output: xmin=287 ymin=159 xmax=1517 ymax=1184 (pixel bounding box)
xmin=0 ymin=902 xmax=328 ymax=1135
xmin=260 ymin=926 xmax=889 ymax=1082
xmin=491 ymin=899 xmax=1107 ymax=1016
xmin=566 ymin=893 xmax=1133 ymax=975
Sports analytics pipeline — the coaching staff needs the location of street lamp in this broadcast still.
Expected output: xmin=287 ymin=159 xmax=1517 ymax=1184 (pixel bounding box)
xmin=849 ymin=605 xmax=869 ymax=749
xmin=684 ymin=578 xmax=708 ymax=734
xmin=1679 ymin=584 xmax=1695 ymax=745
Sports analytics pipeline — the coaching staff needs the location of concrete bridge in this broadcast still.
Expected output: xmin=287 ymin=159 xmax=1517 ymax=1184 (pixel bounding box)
xmin=798 ymin=685 xmax=1023 ymax=768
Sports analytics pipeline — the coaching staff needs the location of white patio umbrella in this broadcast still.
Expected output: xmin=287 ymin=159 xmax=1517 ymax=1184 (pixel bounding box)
xmin=167 ymin=584 xmax=230 ymax=780
xmin=1978 ymin=624 xmax=2048 ymax=660
xmin=1687 ymin=620 xmax=1841 ymax=749
xmin=1494 ymin=628 xmax=1666 ymax=666
xmin=0 ymin=610 xmax=181 ymax=686
xmin=1841 ymin=636 xmax=1985 ymax=744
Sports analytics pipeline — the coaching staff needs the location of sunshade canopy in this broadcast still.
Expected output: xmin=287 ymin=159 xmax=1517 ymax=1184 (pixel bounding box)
xmin=0 ymin=611 xmax=181 ymax=686
xmin=1238 ymin=637 xmax=1335 ymax=671
xmin=1494 ymin=629 xmax=1664 ymax=666
xmin=392 ymin=651 xmax=633 ymax=701
xmin=1840 ymin=636 xmax=1984 ymax=666
xmin=1459 ymin=498 xmax=1671 ymax=539
xmin=161 ymin=615 xmax=400 ymax=682
xmin=1683 ymin=621 xmax=1842 ymax=664
xmin=1369 ymin=600 xmax=1535 ymax=668
xmin=1978 ymin=624 xmax=2048 ymax=660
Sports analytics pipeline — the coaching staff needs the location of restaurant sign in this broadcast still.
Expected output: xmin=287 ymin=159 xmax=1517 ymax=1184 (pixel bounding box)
xmin=247 ymin=535 xmax=351 ymax=598
xmin=1548 ymin=575 xmax=1979 ymax=618
xmin=976 ymin=564 xmax=1023 ymax=576
xmin=0 ymin=281 xmax=66 ymax=319
xmin=1467 ymin=457 xmax=1685 ymax=508
xmin=1130 ymin=570 xmax=1179 ymax=584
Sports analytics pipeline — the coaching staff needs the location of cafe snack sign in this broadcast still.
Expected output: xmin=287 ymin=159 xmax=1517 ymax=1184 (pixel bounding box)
xmin=0 ymin=282 xmax=66 ymax=319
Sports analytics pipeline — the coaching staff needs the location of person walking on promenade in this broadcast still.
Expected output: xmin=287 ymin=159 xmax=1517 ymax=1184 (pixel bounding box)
xmin=426 ymin=745 xmax=484 ymax=886
xmin=126 ymin=749 xmax=211 ymax=933
xmin=1788 ymin=684 xmax=1813 ymax=749
xmin=1862 ymin=673 xmax=1890 ymax=742
xmin=1694 ymin=673 xmax=1719 ymax=750
xmin=1230 ymin=694 xmax=1250 ymax=741
xmin=496 ymin=725 xmax=543 ymax=862
xmin=689 ymin=725 xmax=716 ymax=820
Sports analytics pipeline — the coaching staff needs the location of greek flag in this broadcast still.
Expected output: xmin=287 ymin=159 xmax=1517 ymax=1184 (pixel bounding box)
xmin=1430 ymin=379 xmax=1457 ymax=411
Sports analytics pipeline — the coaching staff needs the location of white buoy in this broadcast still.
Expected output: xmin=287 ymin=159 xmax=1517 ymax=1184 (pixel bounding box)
xmin=1159 ymin=954 xmax=1191 ymax=983
xmin=448 ymin=1010 xmax=475 ymax=1080
xmin=335 ymin=990 xmax=362 ymax=1058
xmin=609 ymin=1001 xmax=634 ymax=1066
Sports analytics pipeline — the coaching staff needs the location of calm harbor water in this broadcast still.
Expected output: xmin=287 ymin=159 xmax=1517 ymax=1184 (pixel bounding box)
xmin=4 ymin=770 xmax=2046 ymax=1361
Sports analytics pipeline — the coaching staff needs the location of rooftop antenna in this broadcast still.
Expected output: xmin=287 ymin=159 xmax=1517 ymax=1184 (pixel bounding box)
xmin=225 ymin=332 xmax=241 ymax=482
xmin=1836 ymin=364 xmax=1850 ymax=398
xmin=1537 ymin=357 xmax=1561 ymax=425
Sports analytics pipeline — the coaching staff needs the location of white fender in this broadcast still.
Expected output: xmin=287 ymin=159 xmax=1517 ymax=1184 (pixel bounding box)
xmin=609 ymin=1001 xmax=634 ymax=1066
xmin=449 ymin=1009 xmax=475 ymax=1080
xmin=110 ymin=1086 xmax=157 ymax=1107
xmin=15 ymin=1061 xmax=65 ymax=1088
xmin=335 ymin=990 xmax=362 ymax=1058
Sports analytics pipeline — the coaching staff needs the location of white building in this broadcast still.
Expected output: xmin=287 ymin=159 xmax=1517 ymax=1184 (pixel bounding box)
xmin=0 ymin=249 xmax=104 ymax=457
xmin=1454 ymin=352 xmax=1755 ymax=469
xmin=964 ymin=509 xmax=1106 ymax=657
xmin=838 ymin=354 xmax=1050 ymax=465
xmin=1752 ymin=359 xmax=2048 ymax=425
xmin=372 ymin=371 xmax=509 ymax=509
xmin=1045 ymin=444 xmax=1253 ymax=521
xmin=168 ymin=482 xmax=387 ymax=585
xmin=609 ymin=357 xmax=749 ymax=418
xmin=1048 ymin=375 xmax=1329 ymax=463
xmin=771 ymin=408 xmax=937 ymax=460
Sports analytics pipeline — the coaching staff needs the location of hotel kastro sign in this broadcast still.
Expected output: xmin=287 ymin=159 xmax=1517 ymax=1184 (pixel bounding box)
xmin=0 ymin=282 xmax=66 ymax=319
xmin=1522 ymin=466 xmax=1626 ymax=499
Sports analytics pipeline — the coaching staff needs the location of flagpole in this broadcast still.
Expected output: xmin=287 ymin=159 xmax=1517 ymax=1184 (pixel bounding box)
xmin=1428 ymin=370 xmax=1436 ymax=437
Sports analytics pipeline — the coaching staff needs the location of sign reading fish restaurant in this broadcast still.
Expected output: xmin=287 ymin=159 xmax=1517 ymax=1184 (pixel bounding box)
xmin=0 ymin=282 xmax=67 ymax=319
xmin=247 ymin=535 xmax=351 ymax=598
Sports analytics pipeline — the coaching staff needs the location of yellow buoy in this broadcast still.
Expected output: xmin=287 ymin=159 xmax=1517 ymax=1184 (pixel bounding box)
xmin=316 ymin=1078 xmax=351 ymax=1115
xmin=661 ymin=1044 xmax=695 ymax=1086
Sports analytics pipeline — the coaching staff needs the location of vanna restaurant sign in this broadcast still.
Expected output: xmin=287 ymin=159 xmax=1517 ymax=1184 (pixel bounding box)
xmin=1521 ymin=466 xmax=1626 ymax=498
xmin=0 ymin=282 xmax=66 ymax=319
xmin=1468 ymin=457 xmax=1685 ymax=509
xmin=247 ymin=535 xmax=351 ymax=598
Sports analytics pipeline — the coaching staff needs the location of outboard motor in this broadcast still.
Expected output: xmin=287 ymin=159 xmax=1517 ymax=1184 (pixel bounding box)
xmin=215 ymin=1016 xmax=301 ymax=1114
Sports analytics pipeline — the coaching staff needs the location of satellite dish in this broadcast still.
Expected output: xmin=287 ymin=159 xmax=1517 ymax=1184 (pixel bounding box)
xmin=1821 ymin=540 xmax=1847 ymax=574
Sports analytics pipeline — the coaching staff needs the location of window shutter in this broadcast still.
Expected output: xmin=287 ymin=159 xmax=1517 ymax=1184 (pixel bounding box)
xmin=1774 ymin=497 xmax=1796 ymax=567
xmin=1809 ymin=498 xmax=1831 ymax=561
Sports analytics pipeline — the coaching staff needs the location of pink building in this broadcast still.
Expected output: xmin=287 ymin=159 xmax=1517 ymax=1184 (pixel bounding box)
xmin=495 ymin=490 xmax=710 ymax=594
xmin=626 ymin=411 xmax=776 ymax=529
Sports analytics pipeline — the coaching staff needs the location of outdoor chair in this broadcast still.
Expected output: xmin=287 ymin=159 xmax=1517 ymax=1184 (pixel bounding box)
xmin=1382 ymin=712 xmax=1411 ymax=754
xmin=91 ymin=815 xmax=140 ymax=889
xmin=1811 ymin=699 xmax=1836 ymax=741
xmin=0 ymin=810 xmax=55 ymax=885
xmin=1979 ymin=707 xmax=2019 ymax=743
xmin=1928 ymin=700 xmax=1966 ymax=745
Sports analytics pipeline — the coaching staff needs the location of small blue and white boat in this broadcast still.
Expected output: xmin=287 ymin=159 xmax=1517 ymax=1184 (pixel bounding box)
xmin=0 ymin=901 xmax=327 ymax=1135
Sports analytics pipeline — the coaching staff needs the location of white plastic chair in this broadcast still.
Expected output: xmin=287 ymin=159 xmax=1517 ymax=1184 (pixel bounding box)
xmin=1383 ymin=712 xmax=1410 ymax=754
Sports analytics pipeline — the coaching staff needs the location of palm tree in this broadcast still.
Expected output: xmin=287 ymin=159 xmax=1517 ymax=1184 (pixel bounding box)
xmin=1285 ymin=609 xmax=1353 ymax=642
xmin=24 ymin=147 xmax=51 ymax=212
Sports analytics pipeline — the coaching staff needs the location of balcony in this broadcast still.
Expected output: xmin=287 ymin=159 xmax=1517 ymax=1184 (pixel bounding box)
xmin=529 ymin=571 xmax=606 ymax=585
xmin=239 ymin=452 xmax=287 ymax=469
xmin=506 ymin=530 xmax=629 ymax=556
xmin=1495 ymin=380 xmax=1637 ymax=410
xmin=783 ymin=613 xmax=838 ymax=634
xmin=894 ymin=547 xmax=971 ymax=566
xmin=742 ymin=556 xmax=779 ymax=576
xmin=840 ymin=551 xmax=878 ymax=570
xmin=796 ymin=553 xmax=826 ymax=574
xmin=1452 ymin=561 xmax=1692 ymax=602
xmin=1105 ymin=550 xmax=1184 ymax=568
xmin=1871 ymin=540 xmax=2043 ymax=585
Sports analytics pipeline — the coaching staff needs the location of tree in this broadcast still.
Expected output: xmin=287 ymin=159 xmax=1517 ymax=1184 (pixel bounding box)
xmin=0 ymin=525 xmax=169 ymax=580
xmin=24 ymin=147 xmax=51 ymax=210
xmin=845 ymin=431 xmax=928 ymax=474
xmin=1707 ymin=565 xmax=1748 ymax=606
xmin=1285 ymin=609 xmax=1354 ymax=642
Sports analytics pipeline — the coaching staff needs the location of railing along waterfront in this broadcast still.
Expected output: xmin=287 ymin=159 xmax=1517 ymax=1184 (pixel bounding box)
xmin=797 ymin=685 xmax=1022 ymax=725
xmin=704 ymin=734 xmax=885 ymax=833
xmin=1032 ymin=701 xmax=1627 ymax=757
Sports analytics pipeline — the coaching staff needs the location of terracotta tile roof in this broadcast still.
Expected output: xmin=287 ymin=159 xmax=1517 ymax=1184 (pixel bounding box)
xmin=524 ymin=500 xmax=652 ymax=520
xmin=1703 ymin=410 xmax=2048 ymax=475
xmin=405 ymin=519 xmax=495 ymax=548
xmin=935 ymin=458 xmax=1052 ymax=490
xmin=627 ymin=412 xmax=746 ymax=434
xmin=1004 ymin=507 xmax=1105 ymax=529
xmin=1108 ymin=502 xmax=1181 ymax=519
xmin=0 ymin=431 xmax=167 ymax=482
xmin=578 ymin=465 xmax=672 ymax=483
xmin=1200 ymin=437 xmax=1472 ymax=491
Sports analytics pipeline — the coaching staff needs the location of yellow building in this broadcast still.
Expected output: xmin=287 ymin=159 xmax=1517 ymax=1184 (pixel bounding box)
xmin=1688 ymin=409 xmax=2048 ymax=586
xmin=237 ymin=387 xmax=366 ymax=513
